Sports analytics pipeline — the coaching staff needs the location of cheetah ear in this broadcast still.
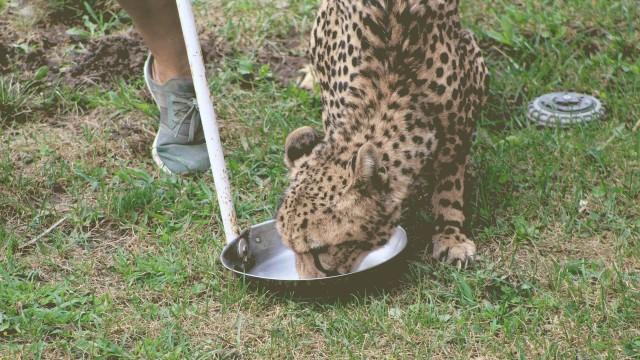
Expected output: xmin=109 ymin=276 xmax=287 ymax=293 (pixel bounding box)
xmin=285 ymin=126 xmax=321 ymax=168
xmin=353 ymin=143 xmax=380 ymax=187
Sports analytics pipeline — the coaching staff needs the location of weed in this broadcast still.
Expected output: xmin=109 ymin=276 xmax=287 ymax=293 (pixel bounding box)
xmin=66 ymin=2 xmax=124 ymax=40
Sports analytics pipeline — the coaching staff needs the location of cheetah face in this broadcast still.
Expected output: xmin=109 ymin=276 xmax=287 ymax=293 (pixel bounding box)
xmin=276 ymin=127 xmax=398 ymax=279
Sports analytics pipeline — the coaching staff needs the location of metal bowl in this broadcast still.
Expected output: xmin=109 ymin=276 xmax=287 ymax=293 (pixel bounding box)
xmin=220 ymin=220 xmax=408 ymax=297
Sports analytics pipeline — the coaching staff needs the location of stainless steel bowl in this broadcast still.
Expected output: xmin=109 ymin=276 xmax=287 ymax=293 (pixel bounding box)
xmin=220 ymin=220 xmax=408 ymax=296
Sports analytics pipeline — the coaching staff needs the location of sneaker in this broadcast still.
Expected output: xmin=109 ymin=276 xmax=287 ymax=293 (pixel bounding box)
xmin=144 ymin=54 xmax=210 ymax=175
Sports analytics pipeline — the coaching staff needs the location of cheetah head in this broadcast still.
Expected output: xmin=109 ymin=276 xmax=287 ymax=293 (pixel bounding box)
xmin=276 ymin=126 xmax=399 ymax=279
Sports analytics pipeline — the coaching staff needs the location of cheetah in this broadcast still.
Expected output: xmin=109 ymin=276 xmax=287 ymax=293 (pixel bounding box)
xmin=276 ymin=0 xmax=489 ymax=278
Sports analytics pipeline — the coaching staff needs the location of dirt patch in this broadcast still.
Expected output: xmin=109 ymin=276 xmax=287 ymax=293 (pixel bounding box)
xmin=0 ymin=20 xmax=21 ymax=73
xmin=65 ymin=30 xmax=228 ymax=87
xmin=65 ymin=32 xmax=147 ymax=86
xmin=1 ymin=2 xmax=229 ymax=88
xmin=0 ymin=43 xmax=13 ymax=72
xmin=2 ymin=1 xmax=295 ymax=88
xmin=258 ymin=37 xmax=308 ymax=86
xmin=0 ymin=19 xmax=13 ymax=68
xmin=0 ymin=25 xmax=228 ymax=87
xmin=0 ymin=19 xmax=66 ymax=76
xmin=260 ymin=50 xmax=307 ymax=86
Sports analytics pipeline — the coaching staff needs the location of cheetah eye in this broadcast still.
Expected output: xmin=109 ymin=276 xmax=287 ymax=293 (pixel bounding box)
xmin=349 ymin=153 xmax=357 ymax=172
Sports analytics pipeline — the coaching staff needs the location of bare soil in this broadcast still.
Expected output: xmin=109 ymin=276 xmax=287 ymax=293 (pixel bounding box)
xmin=1 ymin=5 xmax=229 ymax=88
xmin=0 ymin=12 xmax=298 ymax=88
xmin=66 ymin=32 xmax=148 ymax=86
xmin=258 ymin=37 xmax=308 ymax=86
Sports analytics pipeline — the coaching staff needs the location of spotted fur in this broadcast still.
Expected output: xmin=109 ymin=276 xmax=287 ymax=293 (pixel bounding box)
xmin=276 ymin=0 xmax=489 ymax=278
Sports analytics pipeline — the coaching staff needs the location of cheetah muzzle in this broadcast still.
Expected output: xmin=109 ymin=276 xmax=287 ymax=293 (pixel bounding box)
xmin=276 ymin=0 xmax=488 ymax=279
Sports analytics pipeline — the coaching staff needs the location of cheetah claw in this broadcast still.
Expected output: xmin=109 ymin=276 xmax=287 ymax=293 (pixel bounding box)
xmin=432 ymin=234 xmax=476 ymax=268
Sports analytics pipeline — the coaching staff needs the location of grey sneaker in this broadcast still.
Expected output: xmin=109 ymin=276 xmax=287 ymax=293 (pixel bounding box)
xmin=144 ymin=54 xmax=210 ymax=175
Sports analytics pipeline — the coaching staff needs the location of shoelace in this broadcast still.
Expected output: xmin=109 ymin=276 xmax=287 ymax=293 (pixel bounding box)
xmin=168 ymin=95 xmax=200 ymax=142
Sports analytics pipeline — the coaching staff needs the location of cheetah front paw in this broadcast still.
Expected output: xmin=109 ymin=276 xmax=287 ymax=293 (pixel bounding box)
xmin=432 ymin=233 xmax=476 ymax=267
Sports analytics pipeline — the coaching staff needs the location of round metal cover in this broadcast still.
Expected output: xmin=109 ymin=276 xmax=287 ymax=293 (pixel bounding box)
xmin=528 ymin=92 xmax=604 ymax=127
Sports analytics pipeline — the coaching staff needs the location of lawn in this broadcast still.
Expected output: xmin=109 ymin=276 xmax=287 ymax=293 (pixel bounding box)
xmin=1 ymin=0 xmax=639 ymax=358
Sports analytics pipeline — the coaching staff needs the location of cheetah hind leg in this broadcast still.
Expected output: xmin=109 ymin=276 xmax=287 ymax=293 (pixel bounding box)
xmin=429 ymin=154 xmax=476 ymax=268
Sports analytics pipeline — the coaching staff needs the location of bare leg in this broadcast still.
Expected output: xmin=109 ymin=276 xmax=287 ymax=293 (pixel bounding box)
xmin=117 ymin=0 xmax=190 ymax=83
xmin=116 ymin=0 xmax=211 ymax=175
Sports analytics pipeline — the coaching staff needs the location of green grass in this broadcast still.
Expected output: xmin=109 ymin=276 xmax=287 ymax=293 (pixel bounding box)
xmin=1 ymin=0 xmax=639 ymax=358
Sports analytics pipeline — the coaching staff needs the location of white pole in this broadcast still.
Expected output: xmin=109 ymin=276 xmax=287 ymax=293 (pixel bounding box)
xmin=176 ymin=0 xmax=239 ymax=243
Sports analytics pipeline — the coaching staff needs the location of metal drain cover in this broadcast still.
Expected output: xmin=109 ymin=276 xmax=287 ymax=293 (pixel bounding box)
xmin=528 ymin=92 xmax=604 ymax=127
